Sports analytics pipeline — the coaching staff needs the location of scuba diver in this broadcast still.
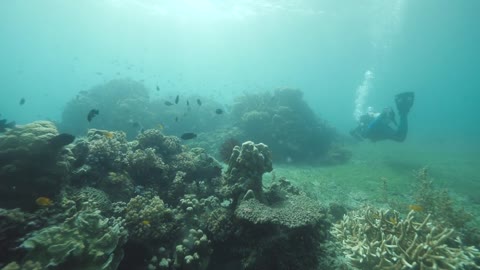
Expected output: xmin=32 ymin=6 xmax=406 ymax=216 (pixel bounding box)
xmin=350 ymin=92 xmax=414 ymax=142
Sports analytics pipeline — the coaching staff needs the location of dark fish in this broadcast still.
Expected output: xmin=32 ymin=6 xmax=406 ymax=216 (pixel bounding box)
xmin=87 ymin=109 xmax=99 ymax=122
xmin=132 ymin=121 xmax=141 ymax=128
xmin=19 ymin=98 xmax=25 ymax=105
xmin=175 ymin=95 xmax=179 ymax=104
xmin=180 ymin=132 xmax=197 ymax=140
xmin=0 ymin=119 xmax=16 ymax=133
xmin=156 ymin=85 xmax=160 ymax=91
xmin=175 ymin=116 xmax=178 ymax=122
xmin=186 ymin=100 xmax=190 ymax=106
xmin=215 ymin=108 xmax=223 ymax=114
xmin=197 ymin=99 xmax=202 ymax=106
xmin=164 ymin=101 xmax=174 ymax=106
xmin=49 ymin=133 xmax=75 ymax=148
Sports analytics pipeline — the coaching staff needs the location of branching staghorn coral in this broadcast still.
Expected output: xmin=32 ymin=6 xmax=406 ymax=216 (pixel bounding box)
xmin=331 ymin=206 xmax=480 ymax=269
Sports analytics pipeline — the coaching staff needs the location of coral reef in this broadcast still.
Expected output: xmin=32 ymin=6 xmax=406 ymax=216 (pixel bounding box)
xmin=173 ymin=229 xmax=212 ymax=270
xmin=225 ymin=141 xmax=273 ymax=203
xmin=218 ymin=138 xmax=240 ymax=163
xmin=20 ymin=208 xmax=127 ymax=269
xmin=1 ymin=260 xmax=42 ymax=270
xmin=84 ymin=129 xmax=129 ymax=172
xmin=0 ymin=121 xmax=74 ymax=210
xmin=70 ymin=187 xmax=112 ymax=213
xmin=331 ymin=206 xmax=480 ymax=269
xmin=235 ymin=195 xmax=324 ymax=229
xmin=0 ymin=208 xmax=33 ymax=266
xmin=230 ymin=88 xmax=342 ymax=163
xmin=126 ymin=148 xmax=168 ymax=185
xmin=412 ymin=167 xmax=473 ymax=229
xmin=60 ymin=79 xmax=229 ymax=139
xmin=124 ymin=195 xmax=179 ymax=242
xmin=60 ymin=79 xmax=150 ymax=138
xmin=0 ymin=118 xmax=386 ymax=270
xmin=136 ymin=129 xmax=183 ymax=158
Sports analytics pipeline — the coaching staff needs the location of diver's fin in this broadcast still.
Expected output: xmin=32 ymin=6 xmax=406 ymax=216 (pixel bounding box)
xmin=395 ymin=92 xmax=414 ymax=115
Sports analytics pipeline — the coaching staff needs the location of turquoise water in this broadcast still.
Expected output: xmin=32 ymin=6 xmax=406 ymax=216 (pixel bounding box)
xmin=2 ymin=1 xmax=479 ymax=137
xmin=1 ymin=1 xmax=479 ymax=269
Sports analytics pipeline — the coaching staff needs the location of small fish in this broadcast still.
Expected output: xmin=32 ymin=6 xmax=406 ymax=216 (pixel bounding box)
xmin=175 ymin=95 xmax=179 ymax=104
xmin=19 ymin=98 xmax=26 ymax=105
xmin=141 ymin=220 xmax=150 ymax=226
xmin=408 ymin=204 xmax=424 ymax=212
xmin=49 ymin=133 xmax=75 ymax=148
xmin=389 ymin=216 xmax=398 ymax=225
xmin=186 ymin=100 xmax=190 ymax=106
xmin=104 ymin=131 xmax=114 ymax=139
xmin=215 ymin=108 xmax=223 ymax=114
xmin=164 ymin=101 xmax=174 ymax=106
xmin=87 ymin=109 xmax=99 ymax=122
xmin=197 ymin=99 xmax=202 ymax=106
xmin=157 ymin=123 xmax=164 ymax=130
xmin=175 ymin=116 xmax=178 ymax=122
xmin=132 ymin=121 xmax=141 ymax=128
xmin=36 ymin=196 xmax=53 ymax=207
xmin=180 ymin=132 xmax=197 ymax=140
xmin=156 ymin=85 xmax=160 ymax=91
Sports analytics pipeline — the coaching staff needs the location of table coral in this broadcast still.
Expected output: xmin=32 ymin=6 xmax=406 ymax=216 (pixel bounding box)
xmin=235 ymin=195 xmax=324 ymax=229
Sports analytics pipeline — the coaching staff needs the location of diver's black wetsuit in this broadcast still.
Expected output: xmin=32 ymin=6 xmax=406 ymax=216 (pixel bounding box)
xmin=350 ymin=92 xmax=414 ymax=142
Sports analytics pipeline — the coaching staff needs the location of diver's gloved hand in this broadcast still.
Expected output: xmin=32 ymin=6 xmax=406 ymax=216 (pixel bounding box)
xmin=395 ymin=92 xmax=414 ymax=115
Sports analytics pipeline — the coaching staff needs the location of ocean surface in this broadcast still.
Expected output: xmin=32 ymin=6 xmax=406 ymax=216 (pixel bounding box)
xmin=1 ymin=1 xmax=479 ymax=269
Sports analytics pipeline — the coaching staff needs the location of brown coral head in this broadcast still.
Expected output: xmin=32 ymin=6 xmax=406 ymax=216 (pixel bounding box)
xmin=219 ymin=138 xmax=240 ymax=163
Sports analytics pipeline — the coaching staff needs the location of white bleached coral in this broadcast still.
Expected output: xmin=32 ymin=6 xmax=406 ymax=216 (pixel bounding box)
xmin=331 ymin=206 xmax=480 ymax=269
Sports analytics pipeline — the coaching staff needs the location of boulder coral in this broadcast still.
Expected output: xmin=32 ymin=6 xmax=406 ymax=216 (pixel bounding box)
xmin=0 ymin=121 xmax=74 ymax=210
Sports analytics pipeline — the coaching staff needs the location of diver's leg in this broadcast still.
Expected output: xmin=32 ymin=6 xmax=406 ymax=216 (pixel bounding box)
xmin=391 ymin=114 xmax=408 ymax=142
